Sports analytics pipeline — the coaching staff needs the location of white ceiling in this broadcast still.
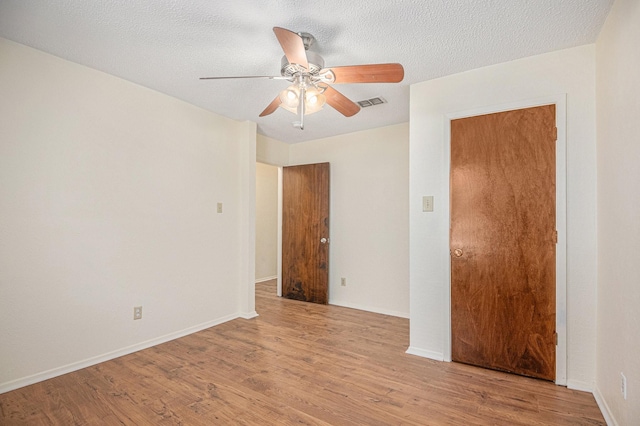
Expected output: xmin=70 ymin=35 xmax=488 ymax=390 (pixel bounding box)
xmin=0 ymin=0 xmax=613 ymax=144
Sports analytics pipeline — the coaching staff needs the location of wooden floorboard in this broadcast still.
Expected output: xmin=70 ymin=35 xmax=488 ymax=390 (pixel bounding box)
xmin=0 ymin=280 xmax=605 ymax=425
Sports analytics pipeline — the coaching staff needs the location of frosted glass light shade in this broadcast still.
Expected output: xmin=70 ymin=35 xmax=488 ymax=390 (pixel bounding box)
xmin=278 ymin=85 xmax=325 ymax=115
xmin=305 ymin=89 xmax=326 ymax=114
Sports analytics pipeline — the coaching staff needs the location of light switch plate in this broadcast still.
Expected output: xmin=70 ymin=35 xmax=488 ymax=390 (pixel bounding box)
xmin=422 ymin=196 xmax=434 ymax=212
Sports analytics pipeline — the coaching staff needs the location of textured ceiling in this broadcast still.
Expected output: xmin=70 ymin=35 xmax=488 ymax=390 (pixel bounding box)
xmin=0 ymin=0 xmax=613 ymax=143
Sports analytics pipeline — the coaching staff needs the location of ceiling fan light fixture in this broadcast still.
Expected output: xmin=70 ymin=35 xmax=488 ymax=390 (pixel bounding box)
xmin=282 ymin=87 xmax=298 ymax=103
xmin=304 ymin=87 xmax=326 ymax=114
xmin=278 ymin=86 xmax=299 ymax=113
xmin=278 ymin=84 xmax=325 ymax=115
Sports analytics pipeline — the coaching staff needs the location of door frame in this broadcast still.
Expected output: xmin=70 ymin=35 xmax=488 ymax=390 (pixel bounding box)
xmin=443 ymin=94 xmax=567 ymax=385
xmin=276 ymin=166 xmax=283 ymax=297
xmin=252 ymin=162 xmax=283 ymax=297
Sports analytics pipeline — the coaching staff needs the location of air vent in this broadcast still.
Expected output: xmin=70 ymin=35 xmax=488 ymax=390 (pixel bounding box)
xmin=357 ymin=97 xmax=387 ymax=108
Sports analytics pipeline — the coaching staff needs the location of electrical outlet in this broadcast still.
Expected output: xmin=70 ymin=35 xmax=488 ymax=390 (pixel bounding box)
xmin=341 ymin=277 xmax=346 ymax=287
xmin=133 ymin=306 xmax=142 ymax=320
xmin=217 ymin=202 xmax=223 ymax=213
xmin=621 ymin=372 xmax=627 ymax=400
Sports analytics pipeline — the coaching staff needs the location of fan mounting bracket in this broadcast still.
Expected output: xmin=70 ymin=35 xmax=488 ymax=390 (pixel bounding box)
xmin=297 ymin=32 xmax=316 ymax=50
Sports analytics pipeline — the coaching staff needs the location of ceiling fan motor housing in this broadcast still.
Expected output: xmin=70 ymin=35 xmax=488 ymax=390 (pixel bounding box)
xmin=280 ymin=50 xmax=325 ymax=77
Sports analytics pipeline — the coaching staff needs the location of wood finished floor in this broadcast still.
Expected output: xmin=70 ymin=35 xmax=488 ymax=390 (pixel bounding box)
xmin=0 ymin=280 xmax=605 ymax=425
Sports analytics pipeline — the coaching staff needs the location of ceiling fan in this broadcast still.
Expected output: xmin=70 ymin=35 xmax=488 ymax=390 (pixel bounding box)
xmin=200 ymin=27 xmax=404 ymax=130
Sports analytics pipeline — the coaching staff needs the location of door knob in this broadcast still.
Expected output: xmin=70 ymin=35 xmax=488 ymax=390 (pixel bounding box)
xmin=320 ymin=238 xmax=328 ymax=244
xmin=453 ymin=248 xmax=463 ymax=257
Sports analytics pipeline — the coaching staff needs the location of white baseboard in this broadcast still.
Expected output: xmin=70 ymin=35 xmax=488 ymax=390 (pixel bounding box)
xmin=239 ymin=311 xmax=259 ymax=319
xmin=328 ymin=299 xmax=409 ymax=319
xmin=0 ymin=312 xmax=240 ymax=394
xmin=593 ymin=385 xmax=617 ymax=426
xmin=405 ymin=346 xmax=445 ymax=361
xmin=567 ymin=379 xmax=594 ymax=392
xmin=255 ymin=276 xmax=277 ymax=283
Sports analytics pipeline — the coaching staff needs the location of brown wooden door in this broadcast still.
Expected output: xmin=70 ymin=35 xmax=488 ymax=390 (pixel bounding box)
xmin=282 ymin=163 xmax=330 ymax=304
xmin=450 ymin=105 xmax=556 ymax=381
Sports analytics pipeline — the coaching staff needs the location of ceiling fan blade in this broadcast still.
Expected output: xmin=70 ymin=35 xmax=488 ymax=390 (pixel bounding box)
xmin=200 ymin=75 xmax=289 ymax=80
xmin=273 ymin=27 xmax=309 ymax=70
xmin=323 ymin=63 xmax=404 ymax=84
xmin=259 ymin=96 xmax=282 ymax=117
xmin=323 ymin=86 xmax=360 ymax=117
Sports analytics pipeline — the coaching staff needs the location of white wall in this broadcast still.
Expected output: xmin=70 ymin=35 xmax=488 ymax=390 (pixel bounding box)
xmin=409 ymin=45 xmax=597 ymax=389
xmin=256 ymin=134 xmax=289 ymax=166
xmin=0 ymin=38 xmax=256 ymax=392
xmin=289 ymin=124 xmax=410 ymax=318
xmin=595 ymin=0 xmax=640 ymax=423
xmin=255 ymin=163 xmax=278 ymax=281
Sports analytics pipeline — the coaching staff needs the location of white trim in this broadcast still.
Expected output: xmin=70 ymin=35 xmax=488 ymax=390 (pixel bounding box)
xmin=443 ymin=94 xmax=568 ymax=384
xmin=239 ymin=311 xmax=259 ymax=319
xmin=0 ymin=313 xmax=240 ymax=394
xmin=566 ymin=379 xmax=594 ymax=393
xmin=555 ymin=95 xmax=568 ymax=386
xmin=329 ymin=299 xmax=409 ymax=319
xmin=406 ymin=346 xmax=444 ymax=361
xmin=593 ymin=385 xmax=618 ymax=426
xmin=255 ymin=276 xmax=277 ymax=284
xmin=276 ymin=166 xmax=283 ymax=297
xmin=443 ymin=116 xmax=453 ymax=363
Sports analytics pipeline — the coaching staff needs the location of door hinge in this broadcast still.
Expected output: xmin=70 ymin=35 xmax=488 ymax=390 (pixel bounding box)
xmin=554 ymin=230 xmax=558 ymax=244
xmin=554 ymin=332 xmax=558 ymax=345
xmin=553 ymin=127 xmax=558 ymax=141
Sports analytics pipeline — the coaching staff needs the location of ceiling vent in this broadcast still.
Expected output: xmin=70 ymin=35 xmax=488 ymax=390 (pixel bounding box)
xmin=357 ymin=97 xmax=387 ymax=108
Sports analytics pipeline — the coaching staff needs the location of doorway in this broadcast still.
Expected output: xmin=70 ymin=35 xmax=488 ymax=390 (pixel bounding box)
xmin=281 ymin=163 xmax=330 ymax=304
xmin=255 ymin=162 xmax=279 ymax=294
xmin=255 ymin=162 xmax=331 ymax=304
xmin=450 ymin=105 xmax=556 ymax=380
xmin=444 ymin=96 xmax=567 ymax=384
